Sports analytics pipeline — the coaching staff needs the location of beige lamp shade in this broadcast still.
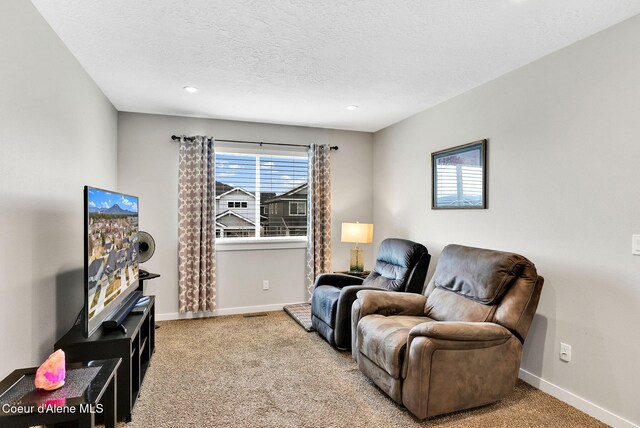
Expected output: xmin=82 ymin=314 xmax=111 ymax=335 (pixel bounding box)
xmin=341 ymin=222 xmax=374 ymax=244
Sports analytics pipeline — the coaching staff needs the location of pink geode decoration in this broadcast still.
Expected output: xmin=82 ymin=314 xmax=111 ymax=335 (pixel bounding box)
xmin=35 ymin=349 xmax=66 ymax=390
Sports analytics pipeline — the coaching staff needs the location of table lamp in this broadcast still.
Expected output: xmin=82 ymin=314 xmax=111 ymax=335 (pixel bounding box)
xmin=341 ymin=222 xmax=374 ymax=272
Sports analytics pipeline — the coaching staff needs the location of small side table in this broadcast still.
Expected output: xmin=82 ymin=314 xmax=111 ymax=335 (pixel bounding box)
xmin=138 ymin=272 xmax=161 ymax=329
xmin=137 ymin=272 xmax=161 ymax=293
xmin=0 ymin=358 xmax=120 ymax=428
xmin=334 ymin=270 xmax=371 ymax=279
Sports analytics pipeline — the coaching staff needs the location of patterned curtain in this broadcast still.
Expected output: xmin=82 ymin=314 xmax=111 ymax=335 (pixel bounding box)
xmin=178 ymin=136 xmax=217 ymax=313
xmin=306 ymin=144 xmax=332 ymax=299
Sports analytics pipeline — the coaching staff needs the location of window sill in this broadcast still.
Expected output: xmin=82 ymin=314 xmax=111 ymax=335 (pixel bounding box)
xmin=216 ymin=237 xmax=308 ymax=252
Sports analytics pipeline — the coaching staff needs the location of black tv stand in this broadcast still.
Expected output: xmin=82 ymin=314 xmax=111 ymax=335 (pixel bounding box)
xmin=56 ymin=296 xmax=155 ymax=422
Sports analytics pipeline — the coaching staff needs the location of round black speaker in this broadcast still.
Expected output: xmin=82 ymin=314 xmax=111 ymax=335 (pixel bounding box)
xmin=138 ymin=231 xmax=156 ymax=263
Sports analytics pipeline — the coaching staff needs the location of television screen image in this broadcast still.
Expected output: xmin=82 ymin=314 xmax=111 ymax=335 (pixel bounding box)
xmin=85 ymin=186 xmax=139 ymax=336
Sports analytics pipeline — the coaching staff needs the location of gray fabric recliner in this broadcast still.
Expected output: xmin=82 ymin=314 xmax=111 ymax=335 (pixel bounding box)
xmin=311 ymin=238 xmax=431 ymax=350
xmin=351 ymin=244 xmax=544 ymax=419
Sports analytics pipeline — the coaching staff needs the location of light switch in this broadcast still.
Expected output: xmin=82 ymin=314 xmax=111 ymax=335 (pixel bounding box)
xmin=633 ymin=235 xmax=640 ymax=256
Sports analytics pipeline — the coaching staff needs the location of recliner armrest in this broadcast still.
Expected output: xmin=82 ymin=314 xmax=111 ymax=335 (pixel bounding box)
xmin=356 ymin=290 xmax=427 ymax=317
xmin=312 ymin=273 xmax=364 ymax=290
xmin=409 ymin=321 xmax=512 ymax=342
xmin=402 ymin=321 xmax=521 ymax=419
xmin=333 ymin=285 xmax=386 ymax=349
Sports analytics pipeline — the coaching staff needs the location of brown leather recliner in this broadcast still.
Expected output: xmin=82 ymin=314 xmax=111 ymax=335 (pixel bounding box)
xmin=351 ymin=244 xmax=544 ymax=419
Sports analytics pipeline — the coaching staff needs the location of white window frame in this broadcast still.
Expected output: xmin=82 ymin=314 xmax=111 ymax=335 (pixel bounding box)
xmin=215 ymin=144 xmax=308 ymax=251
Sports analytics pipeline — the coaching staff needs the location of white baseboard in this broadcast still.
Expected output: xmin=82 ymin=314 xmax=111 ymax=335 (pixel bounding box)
xmin=156 ymin=302 xmax=299 ymax=321
xmin=519 ymin=369 xmax=638 ymax=428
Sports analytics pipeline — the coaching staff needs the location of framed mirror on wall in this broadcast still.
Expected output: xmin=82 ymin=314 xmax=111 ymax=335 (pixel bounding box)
xmin=431 ymin=139 xmax=487 ymax=209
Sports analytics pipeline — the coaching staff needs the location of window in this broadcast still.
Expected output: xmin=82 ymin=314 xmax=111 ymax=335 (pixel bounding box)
xmin=227 ymin=201 xmax=248 ymax=209
xmin=435 ymin=165 xmax=482 ymax=203
xmin=215 ymin=150 xmax=308 ymax=239
xmin=289 ymin=201 xmax=306 ymax=216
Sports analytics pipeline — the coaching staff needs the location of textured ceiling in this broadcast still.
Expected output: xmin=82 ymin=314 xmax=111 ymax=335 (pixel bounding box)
xmin=31 ymin=0 xmax=640 ymax=132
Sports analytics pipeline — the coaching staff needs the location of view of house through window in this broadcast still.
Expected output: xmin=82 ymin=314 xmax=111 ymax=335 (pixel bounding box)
xmin=215 ymin=151 xmax=308 ymax=239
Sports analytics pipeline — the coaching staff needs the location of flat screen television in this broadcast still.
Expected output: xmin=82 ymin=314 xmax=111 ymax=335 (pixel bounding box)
xmin=84 ymin=186 xmax=140 ymax=337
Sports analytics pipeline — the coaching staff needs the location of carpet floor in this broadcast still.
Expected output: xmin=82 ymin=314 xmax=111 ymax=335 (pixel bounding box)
xmin=121 ymin=311 xmax=606 ymax=427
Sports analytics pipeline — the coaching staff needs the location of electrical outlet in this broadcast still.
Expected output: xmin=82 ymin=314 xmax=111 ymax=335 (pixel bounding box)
xmin=262 ymin=280 xmax=269 ymax=291
xmin=560 ymin=342 xmax=571 ymax=362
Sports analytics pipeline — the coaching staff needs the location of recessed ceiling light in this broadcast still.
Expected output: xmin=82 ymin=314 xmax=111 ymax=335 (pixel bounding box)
xmin=346 ymin=105 xmax=359 ymax=111
xmin=183 ymin=86 xmax=199 ymax=93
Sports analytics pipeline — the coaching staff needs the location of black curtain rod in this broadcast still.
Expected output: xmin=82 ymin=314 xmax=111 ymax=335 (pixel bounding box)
xmin=171 ymin=135 xmax=338 ymax=151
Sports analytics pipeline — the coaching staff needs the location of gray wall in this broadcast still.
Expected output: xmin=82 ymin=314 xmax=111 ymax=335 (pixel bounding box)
xmin=117 ymin=112 xmax=373 ymax=318
xmin=0 ymin=1 xmax=117 ymax=377
xmin=372 ymin=15 xmax=640 ymax=426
